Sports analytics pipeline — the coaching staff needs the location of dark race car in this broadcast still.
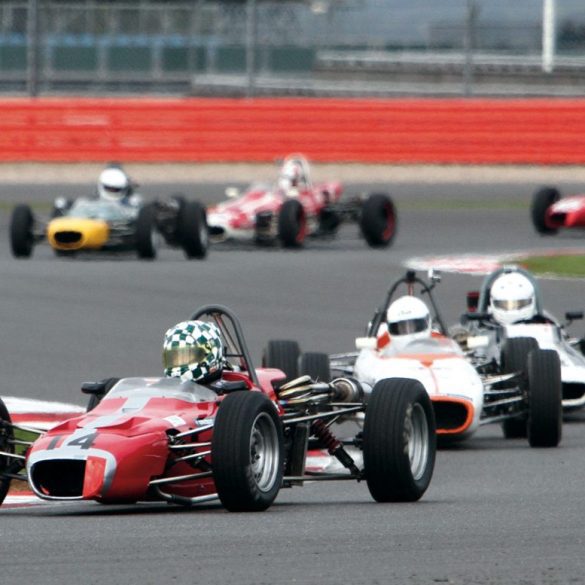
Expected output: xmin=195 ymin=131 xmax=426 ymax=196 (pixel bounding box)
xmin=0 ymin=305 xmax=435 ymax=511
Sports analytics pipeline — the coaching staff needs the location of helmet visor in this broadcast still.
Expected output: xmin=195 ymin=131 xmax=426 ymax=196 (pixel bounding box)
xmin=103 ymin=184 xmax=125 ymax=195
xmin=163 ymin=343 xmax=210 ymax=369
xmin=389 ymin=317 xmax=430 ymax=336
xmin=493 ymin=298 xmax=532 ymax=311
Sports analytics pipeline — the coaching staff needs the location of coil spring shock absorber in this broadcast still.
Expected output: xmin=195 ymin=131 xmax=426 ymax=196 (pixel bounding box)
xmin=311 ymin=419 xmax=361 ymax=477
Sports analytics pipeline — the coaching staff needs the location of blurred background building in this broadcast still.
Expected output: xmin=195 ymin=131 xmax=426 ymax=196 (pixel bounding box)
xmin=1 ymin=0 xmax=585 ymax=96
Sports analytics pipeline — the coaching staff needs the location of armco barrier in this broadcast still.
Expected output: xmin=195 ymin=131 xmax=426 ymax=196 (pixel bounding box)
xmin=1 ymin=97 xmax=585 ymax=164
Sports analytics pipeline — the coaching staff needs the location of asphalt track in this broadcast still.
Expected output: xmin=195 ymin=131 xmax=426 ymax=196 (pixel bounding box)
xmin=2 ymin=175 xmax=585 ymax=585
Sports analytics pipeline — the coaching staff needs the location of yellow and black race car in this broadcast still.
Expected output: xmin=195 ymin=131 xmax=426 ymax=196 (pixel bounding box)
xmin=9 ymin=196 xmax=208 ymax=260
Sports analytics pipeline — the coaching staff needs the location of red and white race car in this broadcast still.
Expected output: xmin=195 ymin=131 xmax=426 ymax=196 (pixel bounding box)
xmin=531 ymin=185 xmax=585 ymax=234
xmin=0 ymin=305 xmax=435 ymax=511
xmin=207 ymin=155 xmax=396 ymax=248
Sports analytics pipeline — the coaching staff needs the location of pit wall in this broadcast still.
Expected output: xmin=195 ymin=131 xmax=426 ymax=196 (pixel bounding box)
xmin=1 ymin=97 xmax=584 ymax=164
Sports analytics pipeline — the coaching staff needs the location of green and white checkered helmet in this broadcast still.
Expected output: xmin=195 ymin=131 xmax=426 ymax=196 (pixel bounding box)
xmin=162 ymin=320 xmax=224 ymax=383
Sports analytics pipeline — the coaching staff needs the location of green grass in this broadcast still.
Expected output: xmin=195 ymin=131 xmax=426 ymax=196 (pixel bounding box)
xmin=519 ymin=254 xmax=585 ymax=278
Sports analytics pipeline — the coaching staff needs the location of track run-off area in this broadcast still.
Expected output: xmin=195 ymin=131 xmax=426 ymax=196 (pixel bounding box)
xmin=1 ymin=165 xmax=585 ymax=585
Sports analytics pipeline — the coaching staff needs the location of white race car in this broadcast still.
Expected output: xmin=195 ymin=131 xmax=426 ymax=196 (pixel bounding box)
xmin=459 ymin=266 xmax=585 ymax=410
xmin=265 ymin=271 xmax=563 ymax=447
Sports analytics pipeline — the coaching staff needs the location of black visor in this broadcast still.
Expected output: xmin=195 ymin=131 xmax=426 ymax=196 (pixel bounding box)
xmin=389 ymin=317 xmax=429 ymax=336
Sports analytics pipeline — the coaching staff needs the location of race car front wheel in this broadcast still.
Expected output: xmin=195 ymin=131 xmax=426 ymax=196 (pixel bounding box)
xmin=531 ymin=186 xmax=560 ymax=235
xmin=359 ymin=193 xmax=397 ymax=248
xmin=212 ymin=391 xmax=284 ymax=512
xmin=177 ymin=200 xmax=208 ymax=259
xmin=278 ymin=199 xmax=306 ymax=248
xmin=363 ymin=378 xmax=436 ymax=502
xmin=135 ymin=204 xmax=158 ymax=259
xmin=501 ymin=337 xmax=539 ymax=439
xmin=0 ymin=397 xmax=14 ymax=505
xmin=527 ymin=349 xmax=562 ymax=448
xmin=10 ymin=204 xmax=35 ymax=258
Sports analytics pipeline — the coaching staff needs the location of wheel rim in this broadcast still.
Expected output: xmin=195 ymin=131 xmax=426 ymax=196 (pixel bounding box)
xmin=381 ymin=203 xmax=395 ymax=241
xmin=296 ymin=210 xmax=306 ymax=244
xmin=404 ymin=403 xmax=429 ymax=481
xmin=199 ymin=213 xmax=209 ymax=248
xmin=249 ymin=412 xmax=280 ymax=492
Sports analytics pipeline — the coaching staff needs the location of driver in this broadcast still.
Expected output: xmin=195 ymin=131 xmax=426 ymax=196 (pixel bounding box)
xmin=377 ymin=295 xmax=432 ymax=354
xmin=97 ymin=165 xmax=141 ymax=207
xmin=489 ymin=272 xmax=537 ymax=325
xmin=163 ymin=320 xmax=225 ymax=384
xmin=278 ymin=159 xmax=306 ymax=195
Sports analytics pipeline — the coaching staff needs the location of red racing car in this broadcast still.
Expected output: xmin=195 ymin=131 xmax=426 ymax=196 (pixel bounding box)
xmin=531 ymin=185 xmax=585 ymax=234
xmin=0 ymin=305 xmax=435 ymax=512
xmin=207 ymin=155 xmax=397 ymax=248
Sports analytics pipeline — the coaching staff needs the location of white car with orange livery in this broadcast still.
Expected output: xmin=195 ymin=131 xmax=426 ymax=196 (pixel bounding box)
xmin=269 ymin=271 xmax=563 ymax=448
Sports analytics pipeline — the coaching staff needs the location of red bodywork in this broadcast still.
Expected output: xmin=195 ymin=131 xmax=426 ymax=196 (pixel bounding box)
xmin=545 ymin=195 xmax=585 ymax=230
xmin=25 ymin=369 xmax=285 ymax=503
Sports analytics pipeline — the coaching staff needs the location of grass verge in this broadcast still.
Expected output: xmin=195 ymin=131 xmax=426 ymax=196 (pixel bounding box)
xmin=519 ymin=254 xmax=585 ymax=278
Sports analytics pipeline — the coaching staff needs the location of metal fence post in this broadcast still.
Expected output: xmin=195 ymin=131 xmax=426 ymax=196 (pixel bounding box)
xmin=27 ymin=0 xmax=40 ymax=96
xmin=246 ymin=0 xmax=257 ymax=97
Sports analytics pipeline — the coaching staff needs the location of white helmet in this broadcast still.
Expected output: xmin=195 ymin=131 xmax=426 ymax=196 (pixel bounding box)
xmin=278 ymin=160 xmax=304 ymax=193
xmin=489 ymin=273 xmax=536 ymax=325
xmin=98 ymin=167 xmax=130 ymax=201
xmin=386 ymin=296 xmax=432 ymax=352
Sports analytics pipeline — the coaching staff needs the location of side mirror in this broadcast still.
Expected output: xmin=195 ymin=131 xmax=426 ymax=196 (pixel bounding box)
xmin=81 ymin=381 xmax=108 ymax=395
xmin=566 ymin=311 xmax=584 ymax=324
xmin=463 ymin=311 xmax=490 ymax=322
xmin=355 ymin=337 xmax=377 ymax=350
xmin=428 ymin=269 xmax=441 ymax=284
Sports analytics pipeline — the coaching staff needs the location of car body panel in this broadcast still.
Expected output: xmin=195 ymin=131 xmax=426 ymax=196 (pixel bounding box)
xmin=546 ymin=195 xmax=585 ymax=229
xmin=47 ymin=217 xmax=110 ymax=250
xmin=354 ymin=337 xmax=483 ymax=438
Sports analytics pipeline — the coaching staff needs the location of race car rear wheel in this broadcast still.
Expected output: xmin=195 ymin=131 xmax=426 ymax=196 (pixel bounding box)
xmin=501 ymin=337 xmax=539 ymax=439
xmin=359 ymin=193 xmax=397 ymax=248
xmin=531 ymin=186 xmax=560 ymax=235
xmin=177 ymin=200 xmax=208 ymax=259
xmin=10 ymin=204 xmax=35 ymax=258
xmin=527 ymin=349 xmax=562 ymax=448
xmin=0 ymin=397 xmax=14 ymax=505
xmin=300 ymin=352 xmax=331 ymax=382
xmin=278 ymin=199 xmax=306 ymax=248
xmin=263 ymin=340 xmax=300 ymax=381
xmin=135 ymin=204 xmax=158 ymax=259
xmin=212 ymin=391 xmax=284 ymax=512
xmin=363 ymin=378 xmax=436 ymax=502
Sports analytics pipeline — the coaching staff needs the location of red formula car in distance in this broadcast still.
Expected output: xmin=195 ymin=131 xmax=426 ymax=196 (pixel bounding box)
xmin=531 ymin=185 xmax=585 ymax=234
xmin=206 ymin=155 xmax=397 ymax=248
xmin=0 ymin=305 xmax=435 ymax=512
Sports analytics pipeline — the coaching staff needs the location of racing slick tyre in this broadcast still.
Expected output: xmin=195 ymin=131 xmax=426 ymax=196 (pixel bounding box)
xmin=212 ymin=391 xmax=284 ymax=512
xmin=359 ymin=193 xmax=396 ymax=248
xmin=300 ymin=352 xmax=331 ymax=382
xmin=278 ymin=199 xmax=306 ymax=248
xmin=177 ymin=200 xmax=208 ymax=259
xmin=263 ymin=340 xmax=300 ymax=381
xmin=526 ymin=349 xmax=562 ymax=448
xmin=0 ymin=397 xmax=14 ymax=505
xmin=10 ymin=204 xmax=35 ymax=258
xmin=135 ymin=204 xmax=158 ymax=259
xmin=363 ymin=378 xmax=436 ymax=502
xmin=531 ymin=186 xmax=560 ymax=235
xmin=500 ymin=337 xmax=539 ymax=439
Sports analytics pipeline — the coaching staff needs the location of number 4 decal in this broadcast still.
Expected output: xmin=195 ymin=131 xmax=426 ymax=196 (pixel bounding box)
xmin=67 ymin=432 xmax=97 ymax=450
